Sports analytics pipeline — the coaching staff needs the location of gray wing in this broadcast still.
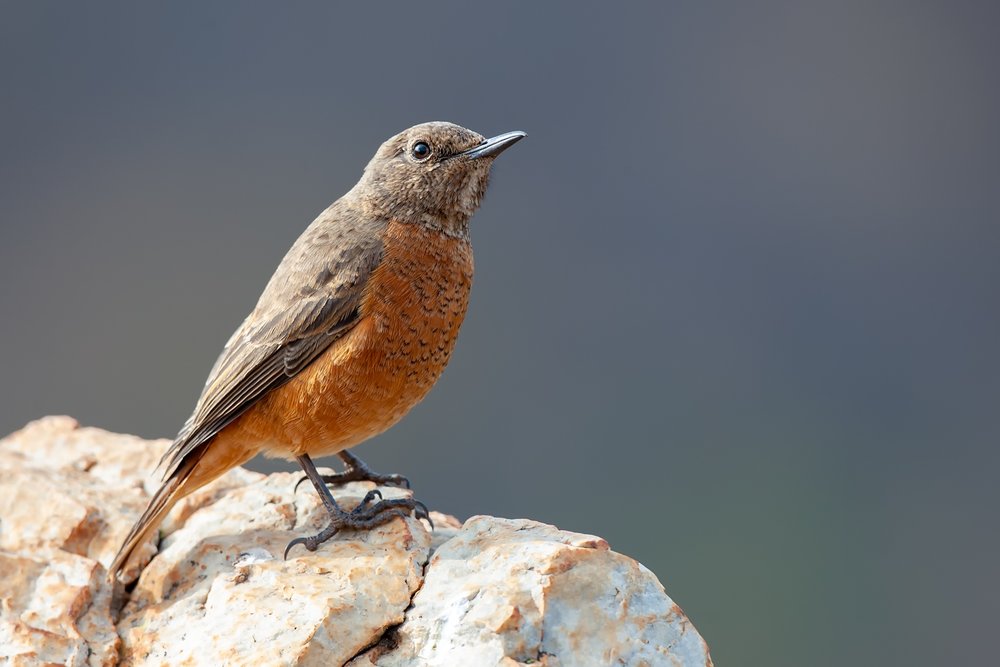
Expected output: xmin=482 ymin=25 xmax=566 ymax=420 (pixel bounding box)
xmin=159 ymin=205 xmax=387 ymax=479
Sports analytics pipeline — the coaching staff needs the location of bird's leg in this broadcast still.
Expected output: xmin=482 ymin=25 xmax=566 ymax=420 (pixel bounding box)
xmin=285 ymin=453 xmax=430 ymax=559
xmin=294 ymin=450 xmax=411 ymax=492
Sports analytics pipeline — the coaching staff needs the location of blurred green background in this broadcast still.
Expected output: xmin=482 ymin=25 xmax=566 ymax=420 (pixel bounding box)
xmin=2 ymin=2 xmax=997 ymax=665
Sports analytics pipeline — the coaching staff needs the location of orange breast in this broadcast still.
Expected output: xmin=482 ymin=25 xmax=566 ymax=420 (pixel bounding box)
xmin=225 ymin=220 xmax=474 ymax=459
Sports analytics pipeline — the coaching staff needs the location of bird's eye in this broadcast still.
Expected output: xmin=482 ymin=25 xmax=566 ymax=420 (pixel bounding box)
xmin=411 ymin=141 xmax=431 ymax=160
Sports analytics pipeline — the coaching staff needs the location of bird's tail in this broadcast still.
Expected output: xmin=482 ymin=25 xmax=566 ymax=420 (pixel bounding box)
xmin=109 ymin=429 xmax=259 ymax=581
xmin=109 ymin=455 xmax=201 ymax=580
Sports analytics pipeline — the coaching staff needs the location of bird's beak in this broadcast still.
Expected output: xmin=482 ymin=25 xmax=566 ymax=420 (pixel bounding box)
xmin=461 ymin=131 xmax=527 ymax=159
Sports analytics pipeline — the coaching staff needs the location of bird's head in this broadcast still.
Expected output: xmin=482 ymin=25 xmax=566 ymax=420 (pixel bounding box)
xmin=355 ymin=121 xmax=525 ymax=236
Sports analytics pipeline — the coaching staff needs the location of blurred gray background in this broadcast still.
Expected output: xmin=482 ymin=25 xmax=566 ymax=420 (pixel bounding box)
xmin=2 ymin=2 xmax=997 ymax=665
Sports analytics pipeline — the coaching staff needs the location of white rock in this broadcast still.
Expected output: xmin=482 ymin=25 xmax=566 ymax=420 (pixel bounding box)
xmin=0 ymin=418 xmax=713 ymax=666
xmin=0 ymin=549 xmax=118 ymax=666
xmin=117 ymin=475 xmax=430 ymax=667
xmin=348 ymin=516 xmax=712 ymax=667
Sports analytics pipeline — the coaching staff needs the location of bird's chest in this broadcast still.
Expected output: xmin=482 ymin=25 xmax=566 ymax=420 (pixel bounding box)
xmin=252 ymin=223 xmax=472 ymax=456
xmin=358 ymin=221 xmax=474 ymax=399
xmin=259 ymin=222 xmax=474 ymax=454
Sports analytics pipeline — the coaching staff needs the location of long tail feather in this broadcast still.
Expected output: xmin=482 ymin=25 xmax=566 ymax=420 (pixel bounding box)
xmin=109 ymin=459 xmax=196 ymax=580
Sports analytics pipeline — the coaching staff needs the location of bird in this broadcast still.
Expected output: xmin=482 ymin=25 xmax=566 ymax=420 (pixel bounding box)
xmin=109 ymin=122 xmax=525 ymax=580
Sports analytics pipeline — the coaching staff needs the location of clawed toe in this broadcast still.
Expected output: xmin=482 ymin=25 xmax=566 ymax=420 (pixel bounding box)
xmin=356 ymin=489 xmax=383 ymax=511
xmin=284 ymin=494 xmax=430 ymax=559
xmin=293 ymin=474 xmax=311 ymax=494
xmin=410 ymin=500 xmax=432 ymax=528
xmin=283 ymin=536 xmax=310 ymax=560
xmin=331 ymin=450 xmax=411 ymax=488
xmin=286 ymin=453 xmax=431 ymax=560
xmin=293 ymin=470 xmax=410 ymax=494
xmin=319 ymin=470 xmax=410 ymax=489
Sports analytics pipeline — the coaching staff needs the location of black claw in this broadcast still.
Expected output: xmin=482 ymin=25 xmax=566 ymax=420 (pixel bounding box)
xmin=413 ymin=500 xmax=433 ymax=528
xmin=358 ymin=489 xmax=383 ymax=510
xmin=283 ymin=536 xmax=309 ymax=560
xmin=294 ymin=475 xmax=310 ymax=494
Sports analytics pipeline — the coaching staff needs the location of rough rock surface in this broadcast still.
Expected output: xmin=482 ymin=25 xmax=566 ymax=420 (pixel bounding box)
xmin=0 ymin=417 xmax=713 ymax=666
xmin=347 ymin=517 xmax=710 ymax=667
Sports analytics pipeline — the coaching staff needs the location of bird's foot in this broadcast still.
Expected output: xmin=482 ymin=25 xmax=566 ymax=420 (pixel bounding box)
xmin=283 ymin=489 xmax=431 ymax=559
xmin=294 ymin=450 xmax=411 ymax=493
xmin=320 ymin=467 xmax=410 ymax=489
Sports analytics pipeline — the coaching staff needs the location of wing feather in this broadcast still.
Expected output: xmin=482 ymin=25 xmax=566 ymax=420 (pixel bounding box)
xmin=159 ymin=205 xmax=387 ymax=478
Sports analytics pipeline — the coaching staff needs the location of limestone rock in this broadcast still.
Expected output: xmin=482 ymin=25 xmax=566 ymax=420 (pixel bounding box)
xmin=0 ymin=418 xmax=712 ymax=666
xmin=348 ymin=517 xmax=711 ymax=667
xmin=0 ymin=549 xmax=118 ymax=667
xmin=0 ymin=416 xmax=166 ymax=568
xmin=117 ymin=475 xmax=430 ymax=666
xmin=0 ymin=416 xmax=164 ymax=666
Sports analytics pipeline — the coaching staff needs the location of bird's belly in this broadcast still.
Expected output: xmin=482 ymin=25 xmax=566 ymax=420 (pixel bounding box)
xmin=239 ymin=222 xmax=474 ymax=459
xmin=276 ymin=313 xmax=462 ymax=456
